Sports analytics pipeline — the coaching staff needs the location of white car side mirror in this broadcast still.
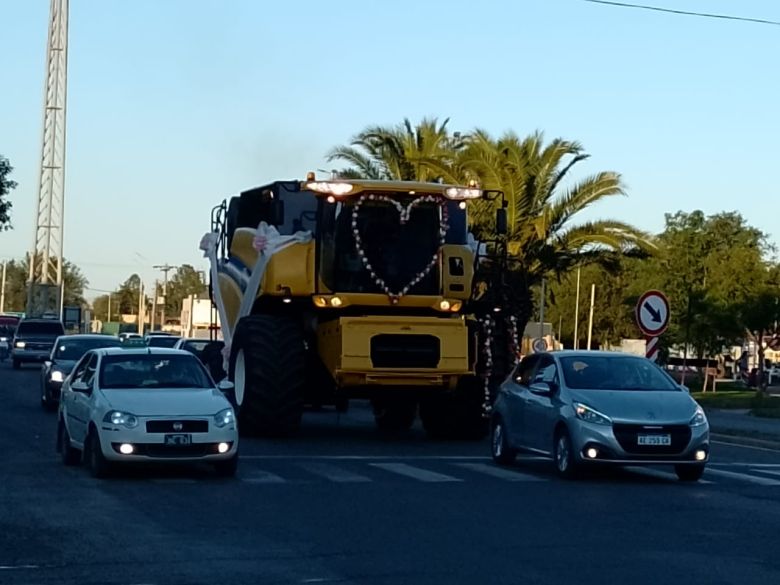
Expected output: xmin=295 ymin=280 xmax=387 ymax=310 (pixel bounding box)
xmin=218 ymin=379 xmax=234 ymax=392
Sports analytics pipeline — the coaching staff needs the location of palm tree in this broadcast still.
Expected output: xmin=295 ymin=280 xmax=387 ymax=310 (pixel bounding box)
xmin=326 ymin=117 xmax=463 ymax=181
xmin=425 ymin=129 xmax=656 ymax=333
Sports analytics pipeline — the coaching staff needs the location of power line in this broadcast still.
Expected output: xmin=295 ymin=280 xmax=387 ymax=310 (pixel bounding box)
xmin=580 ymin=0 xmax=780 ymax=26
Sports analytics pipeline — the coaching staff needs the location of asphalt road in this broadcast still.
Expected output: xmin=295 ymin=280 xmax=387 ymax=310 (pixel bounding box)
xmin=2 ymin=360 xmax=780 ymax=585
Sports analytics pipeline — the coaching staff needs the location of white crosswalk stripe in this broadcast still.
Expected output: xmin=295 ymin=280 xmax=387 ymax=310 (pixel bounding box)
xmin=369 ymin=462 xmax=462 ymax=482
xmin=298 ymin=462 xmax=372 ymax=483
xmin=451 ymin=462 xmax=546 ymax=481
xmin=705 ymin=468 xmax=780 ymax=486
xmin=242 ymin=470 xmax=286 ymax=484
xmin=625 ymin=467 xmax=714 ymax=484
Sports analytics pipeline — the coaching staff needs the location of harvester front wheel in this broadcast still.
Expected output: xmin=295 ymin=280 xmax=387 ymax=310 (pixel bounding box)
xmin=229 ymin=315 xmax=305 ymax=437
xmin=372 ymin=396 xmax=417 ymax=432
xmin=420 ymin=377 xmax=489 ymax=440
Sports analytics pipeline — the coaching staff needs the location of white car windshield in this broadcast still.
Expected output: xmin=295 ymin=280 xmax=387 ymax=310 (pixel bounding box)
xmin=100 ymin=354 xmax=213 ymax=389
xmin=559 ymin=355 xmax=679 ymax=391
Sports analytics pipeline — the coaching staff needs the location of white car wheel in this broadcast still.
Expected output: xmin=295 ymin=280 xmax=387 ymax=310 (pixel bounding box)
xmin=234 ymin=349 xmax=246 ymax=407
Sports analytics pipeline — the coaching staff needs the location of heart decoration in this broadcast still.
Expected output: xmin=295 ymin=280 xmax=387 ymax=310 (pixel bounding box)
xmin=351 ymin=193 xmax=449 ymax=303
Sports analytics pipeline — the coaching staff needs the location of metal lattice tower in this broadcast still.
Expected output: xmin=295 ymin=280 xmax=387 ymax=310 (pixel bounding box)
xmin=27 ymin=0 xmax=69 ymax=317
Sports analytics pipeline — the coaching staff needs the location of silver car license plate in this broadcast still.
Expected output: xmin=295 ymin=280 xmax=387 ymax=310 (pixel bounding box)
xmin=637 ymin=434 xmax=671 ymax=446
xmin=164 ymin=434 xmax=191 ymax=446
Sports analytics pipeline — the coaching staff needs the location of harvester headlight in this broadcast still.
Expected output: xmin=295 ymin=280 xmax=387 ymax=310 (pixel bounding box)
xmin=458 ymin=201 xmax=467 ymax=209
xmin=444 ymin=187 xmax=482 ymax=200
xmin=439 ymin=300 xmax=451 ymax=311
xmin=330 ymin=296 xmax=343 ymax=308
xmin=313 ymin=296 xmax=328 ymax=308
xmin=305 ymin=182 xmax=354 ymax=196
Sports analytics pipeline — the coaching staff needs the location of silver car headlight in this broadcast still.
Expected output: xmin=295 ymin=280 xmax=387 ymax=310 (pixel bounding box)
xmin=574 ymin=402 xmax=612 ymax=426
xmin=690 ymin=406 xmax=707 ymax=427
xmin=15 ymin=341 xmax=26 ymax=349
xmin=103 ymin=411 xmax=139 ymax=429
xmin=51 ymin=370 xmax=64 ymax=382
xmin=214 ymin=408 xmax=235 ymax=428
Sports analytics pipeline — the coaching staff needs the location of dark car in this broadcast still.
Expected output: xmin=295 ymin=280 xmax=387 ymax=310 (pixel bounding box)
xmin=11 ymin=318 xmax=65 ymax=369
xmin=174 ymin=337 xmax=226 ymax=381
xmin=40 ymin=334 xmax=122 ymax=410
xmin=146 ymin=335 xmax=181 ymax=348
xmin=0 ymin=315 xmax=21 ymax=361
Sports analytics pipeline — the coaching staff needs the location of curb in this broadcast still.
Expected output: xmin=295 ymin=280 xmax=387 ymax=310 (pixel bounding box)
xmin=710 ymin=432 xmax=780 ymax=450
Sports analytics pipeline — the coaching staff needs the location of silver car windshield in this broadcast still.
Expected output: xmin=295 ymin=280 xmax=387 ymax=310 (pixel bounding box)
xmin=559 ymin=355 xmax=679 ymax=391
xmin=100 ymin=354 xmax=213 ymax=389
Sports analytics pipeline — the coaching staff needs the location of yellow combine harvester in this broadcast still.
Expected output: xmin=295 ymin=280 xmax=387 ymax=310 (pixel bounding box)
xmin=201 ymin=174 xmax=514 ymax=439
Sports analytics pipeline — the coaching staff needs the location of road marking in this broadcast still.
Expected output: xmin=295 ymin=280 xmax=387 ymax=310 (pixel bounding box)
xmin=709 ymin=462 xmax=780 ymax=468
xmin=298 ymin=462 xmax=371 ymax=483
xmin=0 ymin=565 xmax=41 ymax=571
xmin=705 ymin=468 xmax=780 ymax=486
xmin=451 ymin=462 xmax=546 ymax=481
xmin=624 ymin=467 xmax=714 ymax=484
xmin=239 ymin=455 xmax=492 ymax=460
xmin=752 ymin=468 xmax=780 ymax=478
xmin=369 ymin=462 xmax=462 ymax=482
xmin=712 ymin=440 xmax=780 ymax=453
xmin=242 ymin=470 xmax=286 ymax=484
xmin=149 ymin=478 xmax=197 ymax=484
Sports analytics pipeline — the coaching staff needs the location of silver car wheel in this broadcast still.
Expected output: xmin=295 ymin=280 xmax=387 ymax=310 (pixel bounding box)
xmin=492 ymin=423 xmax=504 ymax=458
xmin=556 ymin=435 xmax=570 ymax=473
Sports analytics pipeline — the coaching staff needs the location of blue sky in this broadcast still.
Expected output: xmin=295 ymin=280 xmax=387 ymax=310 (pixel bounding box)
xmin=1 ymin=0 xmax=779 ymax=297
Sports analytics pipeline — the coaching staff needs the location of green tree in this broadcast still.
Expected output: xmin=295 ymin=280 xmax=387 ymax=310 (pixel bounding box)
xmin=0 ymin=155 xmax=18 ymax=230
xmin=327 ymin=117 xmax=463 ymax=181
xmin=454 ymin=130 xmax=653 ymax=333
xmin=0 ymin=256 xmax=88 ymax=312
xmin=116 ymin=274 xmax=141 ymax=315
xmin=165 ymin=265 xmax=205 ymax=317
xmin=738 ymin=280 xmax=780 ymax=394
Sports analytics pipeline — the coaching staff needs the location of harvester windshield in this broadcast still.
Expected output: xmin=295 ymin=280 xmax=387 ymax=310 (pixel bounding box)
xmin=319 ymin=195 xmax=451 ymax=296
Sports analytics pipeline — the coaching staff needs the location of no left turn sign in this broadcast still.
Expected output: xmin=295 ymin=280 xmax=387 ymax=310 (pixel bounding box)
xmin=635 ymin=290 xmax=670 ymax=337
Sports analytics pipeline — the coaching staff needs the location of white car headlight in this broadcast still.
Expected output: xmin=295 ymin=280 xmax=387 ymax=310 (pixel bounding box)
xmin=103 ymin=411 xmax=139 ymax=429
xmin=574 ymin=402 xmax=612 ymax=426
xmin=213 ymin=408 xmax=235 ymax=428
xmin=50 ymin=370 xmax=64 ymax=382
xmin=690 ymin=405 xmax=707 ymax=427
xmin=15 ymin=341 xmax=26 ymax=349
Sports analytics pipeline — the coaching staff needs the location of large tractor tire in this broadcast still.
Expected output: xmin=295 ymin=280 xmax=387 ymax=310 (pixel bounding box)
xmin=372 ymin=395 xmax=417 ymax=432
xmin=229 ymin=315 xmax=305 ymax=437
xmin=420 ymin=376 xmax=489 ymax=441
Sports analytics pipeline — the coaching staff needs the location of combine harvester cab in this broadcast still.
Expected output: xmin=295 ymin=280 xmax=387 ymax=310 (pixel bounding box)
xmin=201 ymin=174 xmax=515 ymax=438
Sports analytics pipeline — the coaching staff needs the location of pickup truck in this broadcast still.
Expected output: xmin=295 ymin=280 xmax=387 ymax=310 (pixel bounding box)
xmin=11 ymin=318 xmax=65 ymax=369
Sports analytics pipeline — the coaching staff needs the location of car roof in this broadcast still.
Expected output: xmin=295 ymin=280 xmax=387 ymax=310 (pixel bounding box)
xmin=57 ymin=334 xmax=118 ymax=340
xmin=549 ymin=350 xmax=643 ymax=359
xmin=93 ymin=347 xmax=191 ymax=356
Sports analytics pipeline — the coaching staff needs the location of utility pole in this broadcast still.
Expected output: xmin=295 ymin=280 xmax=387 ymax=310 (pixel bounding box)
xmin=137 ymin=282 xmax=145 ymax=335
xmin=107 ymin=294 xmax=111 ymax=322
xmin=153 ymin=264 xmax=176 ymax=329
xmin=27 ymin=0 xmax=69 ymax=317
xmin=573 ymin=267 xmax=581 ymax=349
xmin=538 ymin=278 xmax=546 ymax=342
xmin=0 ymin=261 xmax=6 ymax=313
xmin=587 ymin=284 xmax=596 ymax=350
xmin=150 ymin=281 xmax=158 ymax=331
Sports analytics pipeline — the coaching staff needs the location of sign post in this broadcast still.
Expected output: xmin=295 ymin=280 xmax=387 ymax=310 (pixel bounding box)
xmin=635 ymin=290 xmax=670 ymax=362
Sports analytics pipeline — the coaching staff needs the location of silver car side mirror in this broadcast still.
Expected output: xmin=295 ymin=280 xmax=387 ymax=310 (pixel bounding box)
xmin=71 ymin=380 xmax=91 ymax=394
xmin=529 ymin=382 xmax=553 ymax=396
xmin=218 ymin=379 xmax=235 ymax=392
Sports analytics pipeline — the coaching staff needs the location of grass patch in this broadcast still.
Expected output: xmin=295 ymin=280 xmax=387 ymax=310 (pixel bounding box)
xmin=692 ymin=391 xmax=780 ymax=410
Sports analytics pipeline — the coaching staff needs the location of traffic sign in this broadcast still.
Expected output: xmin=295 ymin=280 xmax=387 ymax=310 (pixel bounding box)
xmin=532 ymin=338 xmax=547 ymax=353
xmin=635 ymin=290 xmax=670 ymax=337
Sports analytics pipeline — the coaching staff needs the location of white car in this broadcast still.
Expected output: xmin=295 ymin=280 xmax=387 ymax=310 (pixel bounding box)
xmin=57 ymin=347 xmax=239 ymax=478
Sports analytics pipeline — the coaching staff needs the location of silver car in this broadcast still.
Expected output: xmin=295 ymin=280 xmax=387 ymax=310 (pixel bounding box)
xmin=491 ymin=351 xmax=710 ymax=481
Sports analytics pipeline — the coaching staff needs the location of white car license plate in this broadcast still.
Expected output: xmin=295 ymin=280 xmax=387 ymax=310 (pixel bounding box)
xmin=164 ymin=434 xmax=191 ymax=446
xmin=638 ymin=434 xmax=671 ymax=446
